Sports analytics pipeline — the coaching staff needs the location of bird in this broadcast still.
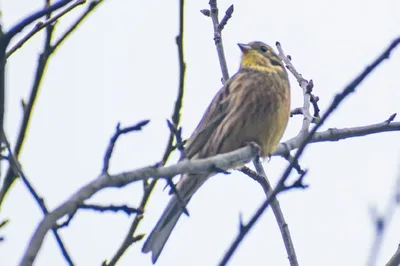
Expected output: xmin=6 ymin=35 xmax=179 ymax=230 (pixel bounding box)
xmin=142 ymin=41 xmax=291 ymax=263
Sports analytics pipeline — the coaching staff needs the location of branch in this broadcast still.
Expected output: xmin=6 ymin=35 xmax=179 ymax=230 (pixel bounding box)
xmin=219 ymin=36 xmax=400 ymax=266
xmin=0 ymin=0 xmax=105 ymax=208
xmin=6 ymin=0 xmax=85 ymax=58
xmin=274 ymin=113 xmax=400 ymax=156
xmin=105 ymin=1 xmax=186 ymax=262
xmin=20 ymin=145 xmax=260 ymax=266
xmin=103 ymin=183 xmax=153 ymax=266
xmin=18 ymin=109 xmax=400 ymax=265
xmin=102 ymin=120 xmax=150 ymax=174
xmin=386 ymin=244 xmax=400 ymax=266
xmin=208 ymin=0 xmax=232 ymax=82
xmin=3 ymin=131 xmax=74 ymax=265
xmin=366 ymin=164 xmax=400 ymax=266
xmin=5 ymin=0 xmax=78 ymax=40
xmin=52 ymin=0 xmax=104 ymax=51
xmin=79 ymin=204 xmax=143 ymax=216
xmin=240 ymin=162 xmax=299 ymax=266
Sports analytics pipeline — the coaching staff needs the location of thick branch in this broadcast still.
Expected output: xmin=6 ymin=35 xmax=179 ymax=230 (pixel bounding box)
xmin=20 ymin=145 xmax=260 ymax=265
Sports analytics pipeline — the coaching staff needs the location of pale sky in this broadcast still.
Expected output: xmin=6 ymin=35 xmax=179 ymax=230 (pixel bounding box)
xmin=1 ymin=0 xmax=400 ymax=265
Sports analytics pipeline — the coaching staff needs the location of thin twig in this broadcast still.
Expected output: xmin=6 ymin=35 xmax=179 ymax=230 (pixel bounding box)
xmin=3 ymin=131 xmax=74 ymax=265
xmin=219 ymin=168 xmax=307 ymax=266
xmin=276 ymin=42 xmax=315 ymax=128
xmin=52 ymin=0 xmax=104 ymax=51
xmin=5 ymin=0 xmax=77 ymax=40
xmin=218 ymin=5 xmax=234 ymax=32
xmin=0 ymin=37 xmax=6 ymax=178
xmin=366 ymin=164 xmax=400 ymax=266
xmin=274 ymin=113 xmax=400 ymax=156
xmin=102 ymin=120 xmax=150 ymax=174
xmin=240 ymin=162 xmax=299 ymax=266
xmin=104 ymin=184 xmax=153 ymax=266
xmin=209 ymin=0 xmax=230 ymax=82
xmin=0 ymin=0 xmax=105 ymax=208
xmin=251 ymin=161 xmax=299 ymax=266
xmin=6 ymin=0 xmax=85 ymax=58
xmin=79 ymin=204 xmax=143 ymax=216
xmin=219 ymin=36 xmax=400 ymax=266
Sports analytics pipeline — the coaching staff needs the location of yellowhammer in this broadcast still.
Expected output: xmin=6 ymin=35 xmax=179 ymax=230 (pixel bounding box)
xmin=142 ymin=41 xmax=291 ymax=263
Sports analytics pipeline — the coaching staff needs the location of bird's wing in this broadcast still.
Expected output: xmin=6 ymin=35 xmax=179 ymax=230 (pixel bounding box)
xmin=182 ymin=77 xmax=234 ymax=159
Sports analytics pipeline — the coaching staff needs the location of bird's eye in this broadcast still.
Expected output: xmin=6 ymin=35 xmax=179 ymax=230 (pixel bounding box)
xmin=260 ymin=46 xmax=268 ymax=53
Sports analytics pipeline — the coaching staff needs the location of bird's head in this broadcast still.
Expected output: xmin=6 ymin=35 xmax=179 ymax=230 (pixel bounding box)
xmin=238 ymin=41 xmax=284 ymax=71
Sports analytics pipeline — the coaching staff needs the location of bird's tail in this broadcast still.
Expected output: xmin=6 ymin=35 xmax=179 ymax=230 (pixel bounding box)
xmin=142 ymin=173 xmax=211 ymax=263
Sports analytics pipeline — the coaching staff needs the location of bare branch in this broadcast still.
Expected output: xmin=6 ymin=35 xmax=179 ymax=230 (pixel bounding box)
xmin=274 ymin=114 xmax=400 ymax=156
xmin=6 ymin=0 xmax=85 ymax=58
xmin=5 ymin=0 xmax=79 ymax=40
xmin=0 ymin=0 xmax=105 ymax=208
xmin=3 ymin=131 xmax=74 ymax=265
xmin=79 ymin=204 xmax=143 ymax=216
xmin=20 ymin=145 xmax=260 ymax=265
xmin=385 ymin=244 xmax=400 ymax=266
xmin=208 ymin=0 xmax=231 ymax=82
xmin=102 ymin=120 xmax=150 ymax=174
xmin=52 ymin=0 xmax=104 ymax=51
xmin=366 ymin=164 xmax=400 ymax=266
xmin=251 ymin=161 xmax=299 ymax=266
xmin=105 ymin=1 xmax=187 ymax=263
xmin=219 ymin=36 xmax=400 ymax=266
xmin=276 ymin=42 xmax=315 ymax=129
xmin=218 ymin=5 xmax=234 ymax=32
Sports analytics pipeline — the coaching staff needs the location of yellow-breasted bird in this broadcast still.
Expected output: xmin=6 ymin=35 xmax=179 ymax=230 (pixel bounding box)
xmin=142 ymin=41 xmax=291 ymax=263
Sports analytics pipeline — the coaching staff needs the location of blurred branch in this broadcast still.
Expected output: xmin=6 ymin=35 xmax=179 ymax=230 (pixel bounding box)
xmin=5 ymin=0 xmax=77 ymax=40
xmin=3 ymin=131 xmax=74 ymax=265
xmin=386 ymin=244 xmax=400 ymax=266
xmin=366 ymin=164 xmax=400 ymax=266
xmin=0 ymin=36 xmax=6 ymax=177
xmin=219 ymin=36 xmax=400 ymax=266
xmin=52 ymin=0 xmax=104 ymax=51
xmin=0 ymin=0 xmax=105 ymax=208
xmin=105 ymin=1 xmax=187 ymax=264
xmin=20 ymin=144 xmax=260 ymax=265
xmin=0 ymin=219 xmax=9 ymax=242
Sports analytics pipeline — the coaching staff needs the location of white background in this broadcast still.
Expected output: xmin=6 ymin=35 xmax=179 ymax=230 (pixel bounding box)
xmin=1 ymin=0 xmax=400 ymax=265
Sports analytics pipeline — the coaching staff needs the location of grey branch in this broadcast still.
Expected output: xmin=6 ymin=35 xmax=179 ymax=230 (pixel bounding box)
xmin=252 ymin=161 xmax=299 ymax=266
xmin=274 ymin=115 xmax=400 ymax=156
xmin=19 ymin=145 xmax=260 ymax=265
xmin=386 ymin=244 xmax=400 ymax=266
xmin=19 ymin=112 xmax=400 ymax=265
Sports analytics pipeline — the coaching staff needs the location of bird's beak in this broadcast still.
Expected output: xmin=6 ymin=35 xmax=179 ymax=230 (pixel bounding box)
xmin=238 ymin=43 xmax=252 ymax=53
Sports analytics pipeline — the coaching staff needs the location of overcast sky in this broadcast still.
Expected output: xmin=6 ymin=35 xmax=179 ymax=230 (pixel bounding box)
xmin=1 ymin=0 xmax=400 ymax=265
